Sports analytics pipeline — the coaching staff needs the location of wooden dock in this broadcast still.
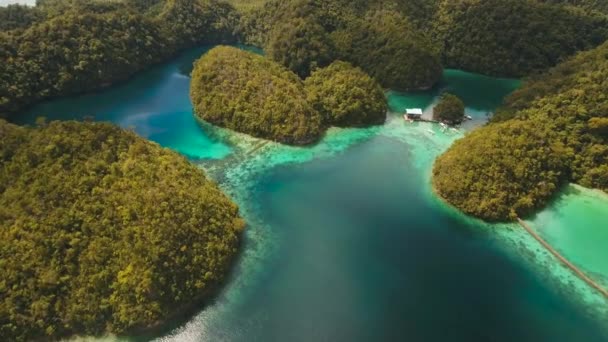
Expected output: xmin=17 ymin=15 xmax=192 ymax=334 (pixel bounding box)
xmin=517 ymin=218 xmax=608 ymax=299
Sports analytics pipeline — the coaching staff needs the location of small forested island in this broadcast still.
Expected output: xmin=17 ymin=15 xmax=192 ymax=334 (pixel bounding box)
xmin=0 ymin=120 xmax=245 ymax=341
xmin=432 ymin=93 xmax=465 ymax=125
xmin=433 ymin=40 xmax=608 ymax=221
xmin=190 ymin=46 xmax=324 ymax=145
xmin=190 ymin=46 xmax=387 ymax=144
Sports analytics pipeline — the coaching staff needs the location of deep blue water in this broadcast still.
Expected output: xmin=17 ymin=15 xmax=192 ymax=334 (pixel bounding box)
xmin=218 ymin=136 xmax=606 ymax=342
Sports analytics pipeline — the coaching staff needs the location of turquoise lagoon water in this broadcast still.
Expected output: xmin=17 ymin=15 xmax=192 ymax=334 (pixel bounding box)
xmin=15 ymin=47 xmax=608 ymax=341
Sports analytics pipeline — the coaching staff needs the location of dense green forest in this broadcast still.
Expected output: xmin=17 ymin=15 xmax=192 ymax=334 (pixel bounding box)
xmin=0 ymin=0 xmax=237 ymax=119
xmin=190 ymin=46 xmax=323 ymax=145
xmin=0 ymin=11 xmax=170 ymax=116
xmin=304 ymin=61 xmax=387 ymax=127
xmin=433 ymin=0 xmax=608 ymax=77
xmin=0 ymin=4 xmax=43 ymax=31
xmin=266 ymin=17 xmax=335 ymax=78
xmin=0 ymin=120 xmax=245 ymax=341
xmin=433 ymin=40 xmax=608 ymax=221
xmin=332 ymin=10 xmax=442 ymax=90
xmin=238 ymin=0 xmax=608 ymax=82
xmin=238 ymin=0 xmax=443 ymax=90
xmin=540 ymin=0 xmax=608 ymax=14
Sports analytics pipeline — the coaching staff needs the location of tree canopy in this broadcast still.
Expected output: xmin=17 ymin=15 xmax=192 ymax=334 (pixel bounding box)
xmin=304 ymin=61 xmax=387 ymax=127
xmin=0 ymin=120 xmax=245 ymax=341
xmin=0 ymin=4 xmax=43 ymax=32
xmin=0 ymin=11 xmax=170 ymax=117
xmin=266 ymin=17 xmax=335 ymax=78
xmin=433 ymin=0 xmax=608 ymax=77
xmin=0 ymin=0 xmax=239 ymax=119
xmin=239 ymin=0 xmax=608 ymax=87
xmin=239 ymin=0 xmax=444 ymax=90
xmin=331 ymin=10 xmax=442 ymax=90
xmin=433 ymin=40 xmax=608 ymax=221
xmin=190 ymin=46 xmax=323 ymax=145
xmin=433 ymin=93 xmax=465 ymax=125
xmin=158 ymin=0 xmax=238 ymax=50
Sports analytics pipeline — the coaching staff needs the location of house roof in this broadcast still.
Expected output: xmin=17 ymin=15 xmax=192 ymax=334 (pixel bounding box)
xmin=406 ymin=108 xmax=423 ymax=115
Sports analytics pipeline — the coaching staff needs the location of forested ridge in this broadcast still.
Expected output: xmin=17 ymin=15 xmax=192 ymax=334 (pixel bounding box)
xmin=433 ymin=41 xmax=608 ymax=221
xmin=433 ymin=0 xmax=608 ymax=77
xmin=237 ymin=0 xmax=608 ymax=82
xmin=0 ymin=0 xmax=238 ymax=119
xmin=239 ymin=0 xmax=443 ymax=90
xmin=0 ymin=120 xmax=245 ymax=341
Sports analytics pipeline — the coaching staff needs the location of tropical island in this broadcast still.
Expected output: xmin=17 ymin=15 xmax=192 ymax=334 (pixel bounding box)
xmin=433 ymin=40 xmax=608 ymax=221
xmin=190 ymin=47 xmax=388 ymax=144
xmin=0 ymin=119 xmax=244 ymax=341
xmin=190 ymin=46 xmax=324 ymax=145
xmin=1 ymin=0 xmax=608 ymax=340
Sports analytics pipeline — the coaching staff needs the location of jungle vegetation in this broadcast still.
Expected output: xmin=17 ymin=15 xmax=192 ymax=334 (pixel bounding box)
xmin=433 ymin=93 xmax=465 ymax=125
xmin=304 ymin=61 xmax=387 ymax=127
xmin=0 ymin=0 xmax=238 ymax=119
xmin=190 ymin=47 xmax=389 ymax=144
xmin=433 ymin=0 xmax=608 ymax=77
xmin=0 ymin=120 xmax=245 ymax=341
xmin=190 ymin=46 xmax=323 ymax=145
xmin=0 ymin=4 xmax=44 ymax=31
xmin=266 ymin=17 xmax=335 ymax=78
xmin=239 ymin=0 xmax=443 ymax=90
xmin=238 ymin=0 xmax=608 ymax=83
xmin=331 ymin=10 xmax=442 ymax=90
xmin=433 ymin=40 xmax=608 ymax=221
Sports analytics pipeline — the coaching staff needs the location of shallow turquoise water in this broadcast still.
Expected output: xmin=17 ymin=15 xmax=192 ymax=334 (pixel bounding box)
xmin=529 ymin=186 xmax=608 ymax=285
xmin=14 ymin=47 xmax=608 ymax=341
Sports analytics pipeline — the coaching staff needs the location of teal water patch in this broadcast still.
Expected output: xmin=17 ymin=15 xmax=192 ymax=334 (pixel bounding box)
xmin=529 ymin=185 xmax=608 ymax=285
xmin=387 ymin=70 xmax=520 ymax=129
xmin=13 ymin=46 xmax=236 ymax=160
